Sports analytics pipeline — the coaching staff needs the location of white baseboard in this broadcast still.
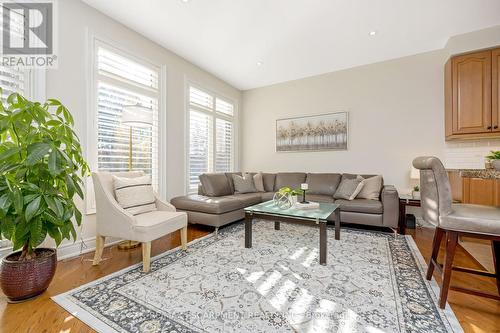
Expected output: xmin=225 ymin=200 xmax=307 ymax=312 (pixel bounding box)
xmin=0 ymin=236 xmax=122 ymax=261
xmin=57 ymin=236 xmax=122 ymax=261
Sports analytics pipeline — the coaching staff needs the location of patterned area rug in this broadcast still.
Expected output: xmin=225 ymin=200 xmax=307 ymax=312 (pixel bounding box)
xmin=53 ymin=221 xmax=463 ymax=333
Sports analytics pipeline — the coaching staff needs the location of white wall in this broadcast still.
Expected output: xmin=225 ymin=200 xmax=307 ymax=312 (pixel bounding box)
xmin=242 ymin=49 xmax=448 ymax=192
xmin=34 ymin=0 xmax=241 ymax=256
xmin=241 ymin=25 xmax=500 ymax=193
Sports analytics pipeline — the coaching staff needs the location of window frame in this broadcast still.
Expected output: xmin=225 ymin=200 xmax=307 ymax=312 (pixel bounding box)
xmin=86 ymin=32 xmax=166 ymax=214
xmin=185 ymin=81 xmax=238 ymax=194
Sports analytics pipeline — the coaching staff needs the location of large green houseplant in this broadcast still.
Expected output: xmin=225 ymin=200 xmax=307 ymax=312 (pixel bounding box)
xmin=0 ymin=92 xmax=89 ymax=301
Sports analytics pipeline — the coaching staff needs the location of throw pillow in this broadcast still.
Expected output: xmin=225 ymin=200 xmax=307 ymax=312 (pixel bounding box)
xmin=253 ymin=172 xmax=265 ymax=192
xmin=232 ymin=173 xmax=257 ymax=193
xmin=113 ymin=175 xmax=157 ymax=215
xmin=357 ymin=175 xmax=383 ymax=200
xmin=334 ymin=175 xmax=365 ymax=200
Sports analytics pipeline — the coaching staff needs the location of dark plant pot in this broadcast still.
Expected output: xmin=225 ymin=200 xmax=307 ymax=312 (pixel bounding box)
xmin=0 ymin=248 xmax=57 ymax=302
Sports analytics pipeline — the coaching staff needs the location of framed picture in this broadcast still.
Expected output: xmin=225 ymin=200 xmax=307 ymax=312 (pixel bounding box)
xmin=276 ymin=112 xmax=348 ymax=152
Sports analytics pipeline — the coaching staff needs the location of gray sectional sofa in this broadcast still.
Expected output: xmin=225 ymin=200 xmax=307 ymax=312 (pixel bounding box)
xmin=170 ymin=172 xmax=399 ymax=232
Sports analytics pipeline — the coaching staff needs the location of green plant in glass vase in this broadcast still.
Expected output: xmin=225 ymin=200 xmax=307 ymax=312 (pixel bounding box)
xmin=0 ymin=92 xmax=90 ymax=301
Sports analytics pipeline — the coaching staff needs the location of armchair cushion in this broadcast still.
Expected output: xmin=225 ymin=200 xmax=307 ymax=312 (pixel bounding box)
xmin=133 ymin=211 xmax=187 ymax=243
xmin=440 ymin=204 xmax=500 ymax=235
xmin=113 ymin=175 xmax=157 ymax=215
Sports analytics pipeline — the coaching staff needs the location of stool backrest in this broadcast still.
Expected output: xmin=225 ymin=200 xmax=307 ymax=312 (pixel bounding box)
xmin=412 ymin=156 xmax=452 ymax=226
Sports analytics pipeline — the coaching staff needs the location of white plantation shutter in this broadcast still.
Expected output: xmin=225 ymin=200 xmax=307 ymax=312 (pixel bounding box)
xmin=215 ymin=118 xmax=232 ymax=172
xmin=187 ymin=86 xmax=235 ymax=192
xmin=95 ymin=45 xmax=159 ymax=189
xmin=188 ymin=111 xmax=212 ymax=190
xmin=0 ymin=66 xmax=27 ymax=101
xmin=0 ymin=8 xmax=29 ymax=102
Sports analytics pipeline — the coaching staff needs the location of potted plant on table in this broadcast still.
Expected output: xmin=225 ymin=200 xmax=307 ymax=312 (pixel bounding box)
xmin=0 ymin=92 xmax=90 ymax=302
xmin=486 ymin=151 xmax=500 ymax=171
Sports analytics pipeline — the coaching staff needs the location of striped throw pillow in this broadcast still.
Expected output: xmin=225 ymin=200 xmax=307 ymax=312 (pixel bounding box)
xmin=113 ymin=175 xmax=157 ymax=215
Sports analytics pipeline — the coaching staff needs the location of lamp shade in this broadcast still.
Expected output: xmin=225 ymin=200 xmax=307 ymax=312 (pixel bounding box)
xmin=410 ymin=166 xmax=420 ymax=180
xmin=121 ymin=104 xmax=153 ymax=127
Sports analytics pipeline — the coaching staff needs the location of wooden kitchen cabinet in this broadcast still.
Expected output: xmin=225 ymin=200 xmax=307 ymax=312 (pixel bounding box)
xmin=445 ymin=47 xmax=500 ymax=140
xmin=493 ymin=49 xmax=500 ymax=133
xmin=462 ymin=177 xmax=500 ymax=206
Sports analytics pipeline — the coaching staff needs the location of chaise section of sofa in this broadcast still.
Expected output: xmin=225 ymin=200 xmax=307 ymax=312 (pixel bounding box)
xmin=170 ymin=172 xmax=399 ymax=231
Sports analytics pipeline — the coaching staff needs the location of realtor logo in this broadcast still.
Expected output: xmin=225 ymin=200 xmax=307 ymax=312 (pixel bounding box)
xmin=1 ymin=1 xmax=57 ymax=67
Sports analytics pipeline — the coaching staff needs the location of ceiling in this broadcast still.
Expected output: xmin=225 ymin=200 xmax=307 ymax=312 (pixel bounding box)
xmin=83 ymin=0 xmax=500 ymax=90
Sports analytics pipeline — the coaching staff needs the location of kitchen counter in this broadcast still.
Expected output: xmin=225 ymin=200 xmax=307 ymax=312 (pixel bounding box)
xmin=447 ymin=169 xmax=500 ymax=179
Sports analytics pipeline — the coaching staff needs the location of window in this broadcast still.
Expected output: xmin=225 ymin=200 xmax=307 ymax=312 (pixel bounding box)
xmin=0 ymin=7 xmax=30 ymax=102
xmin=0 ymin=66 xmax=28 ymax=102
xmin=94 ymin=44 xmax=160 ymax=189
xmin=187 ymin=85 xmax=235 ymax=192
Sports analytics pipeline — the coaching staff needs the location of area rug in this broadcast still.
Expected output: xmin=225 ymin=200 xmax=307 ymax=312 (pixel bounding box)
xmin=53 ymin=221 xmax=463 ymax=333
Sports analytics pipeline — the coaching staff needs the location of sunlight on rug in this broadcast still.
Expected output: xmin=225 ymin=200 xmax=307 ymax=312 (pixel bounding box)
xmin=53 ymin=221 xmax=463 ymax=333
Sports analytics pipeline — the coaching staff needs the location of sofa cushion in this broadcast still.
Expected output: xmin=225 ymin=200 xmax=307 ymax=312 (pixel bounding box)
xmin=274 ymin=172 xmax=307 ymax=191
xmin=335 ymin=199 xmax=383 ymax=214
xmin=260 ymin=192 xmax=275 ymax=202
xmin=262 ymin=173 xmax=276 ymax=192
xmin=304 ymin=194 xmax=334 ymax=203
xmin=357 ymin=175 xmax=383 ymax=200
xmin=200 ymin=173 xmax=233 ymax=196
xmin=170 ymin=195 xmax=243 ymax=214
xmin=306 ymin=173 xmax=342 ymax=196
xmin=232 ymin=193 xmax=262 ymax=206
xmin=232 ymin=174 xmax=257 ymax=193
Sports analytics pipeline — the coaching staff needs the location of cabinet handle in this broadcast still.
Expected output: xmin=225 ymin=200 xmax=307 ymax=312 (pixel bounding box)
xmin=495 ymin=125 xmax=498 ymax=129
xmin=487 ymin=126 xmax=492 ymax=129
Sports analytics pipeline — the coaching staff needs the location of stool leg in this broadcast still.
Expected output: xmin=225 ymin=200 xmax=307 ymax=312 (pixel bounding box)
xmin=426 ymin=227 xmax=444 ymax=280
xmin=439 ymin=231 xmax=458 ymax=309
xmin=493 ymin=240 xmax=500 ymax=294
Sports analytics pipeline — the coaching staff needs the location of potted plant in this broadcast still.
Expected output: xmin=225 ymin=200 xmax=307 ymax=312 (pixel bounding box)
xmin=412 ymin=185 xmax=420 ymax=199
xmin=486 ymin=151 xmax=500 ymax=170
xmin=0 ymin=92 xmax=89 ymax=302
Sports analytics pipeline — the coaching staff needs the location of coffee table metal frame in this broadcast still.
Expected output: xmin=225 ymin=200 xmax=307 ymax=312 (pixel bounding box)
xmin=244 ymin=202 xmax=341 ymax=266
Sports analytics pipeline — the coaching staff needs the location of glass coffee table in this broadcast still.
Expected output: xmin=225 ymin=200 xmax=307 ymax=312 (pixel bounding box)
xmin=244 ymin=200 xmax=341 ymax=265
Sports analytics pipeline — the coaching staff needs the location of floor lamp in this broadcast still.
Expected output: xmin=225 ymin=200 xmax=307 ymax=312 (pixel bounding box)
xmin=117 ymin=103 xmax=153 ymax=250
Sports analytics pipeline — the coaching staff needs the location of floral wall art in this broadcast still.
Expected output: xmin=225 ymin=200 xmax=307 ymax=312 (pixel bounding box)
xmin=276 ymin=112 xmax=348 ymax=152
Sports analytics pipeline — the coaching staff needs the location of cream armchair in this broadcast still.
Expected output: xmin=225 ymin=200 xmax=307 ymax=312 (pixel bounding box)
xmin=91 ymin=171 xmax=188 ymax=272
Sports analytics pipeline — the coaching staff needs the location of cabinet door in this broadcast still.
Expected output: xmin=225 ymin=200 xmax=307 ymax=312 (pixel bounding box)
xmin=452 ymin=51 xmax=492 ymax=134
xmin=462 ymin=177 xmax=496 ymax=206
xmin=493 ymin=49 xmax=500 ymax=132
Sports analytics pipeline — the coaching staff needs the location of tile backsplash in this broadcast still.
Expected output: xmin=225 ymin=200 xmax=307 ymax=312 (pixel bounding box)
xmin=444 ymin=139 xmax=500 ymax=169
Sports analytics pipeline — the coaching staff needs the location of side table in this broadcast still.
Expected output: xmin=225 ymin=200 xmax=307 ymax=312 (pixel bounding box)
xmin=398 ymin=194 xmax=421 ymax=235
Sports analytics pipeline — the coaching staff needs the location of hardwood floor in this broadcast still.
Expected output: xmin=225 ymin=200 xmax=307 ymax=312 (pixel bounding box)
xmin=0 ymin=224 xmax=499 ymax=333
